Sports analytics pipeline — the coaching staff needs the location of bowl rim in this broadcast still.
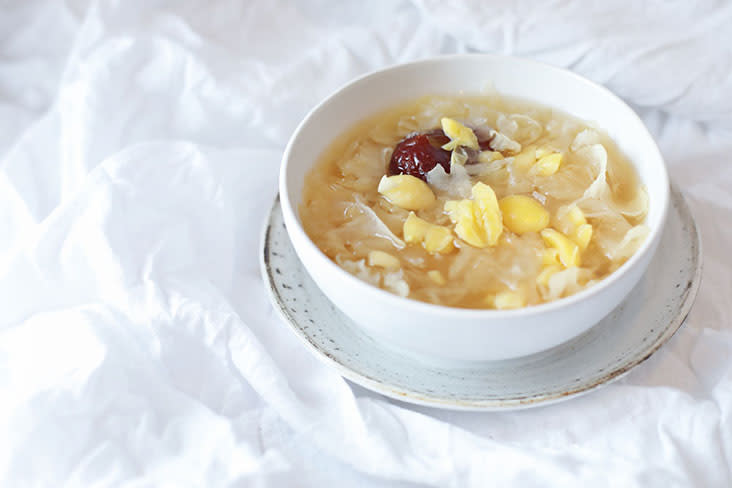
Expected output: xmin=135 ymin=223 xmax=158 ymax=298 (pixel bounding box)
xmin=279 ymin=53 xmax=670 ymax=319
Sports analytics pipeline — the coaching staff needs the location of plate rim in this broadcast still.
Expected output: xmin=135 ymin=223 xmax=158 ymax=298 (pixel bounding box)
xmin=260 ymin=185 xmax=703 ymax=411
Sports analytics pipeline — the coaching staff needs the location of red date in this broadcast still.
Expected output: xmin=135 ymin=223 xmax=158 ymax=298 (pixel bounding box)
xmin=388 ymin=129 xmax=451 ymax=181
xmin=388 ymin=127 xmax=493 ymax=180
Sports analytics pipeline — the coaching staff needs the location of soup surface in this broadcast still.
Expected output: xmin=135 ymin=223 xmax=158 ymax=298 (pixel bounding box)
xmin=300 ymin=95 xmax=649 ymax=309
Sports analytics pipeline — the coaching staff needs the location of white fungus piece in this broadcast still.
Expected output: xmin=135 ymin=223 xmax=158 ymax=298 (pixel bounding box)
xmin=465 ymin=158 xmax=508 ymax=178
xmin=546 ymin=118 xmax=582 ymax=141
xmin=450 ymin=146 xmax=469 ymax=167
xmin=472 ymin=126 xmax=522 ymax=154
xmin=335 ymin=256 xmax=381 ymax=287
xmin=336 ymin=256 xmax=410 ymax=297
xmin=576 ymin=143 xmax=611 ymax=201
xmin=542 ymin=267 xmax=591 ymax=302
xmin=617 ymin=187 xmax=650 ymax=219
xmin=347 ymin=196 xmax=406 ymax=249
xmin=383 ymin=271 xmax=410 ymax=297
xmin=573 ymin=142 xmax=649 ymax=219
xmin=397 ymin=115 xmax=419 ymax=134
xmin=610 ymin=225 xmax=650 ymax=261
xmin=488 ymin=129 xmax=522 ymax=153
xmin=426 ymin=162 xmax=473 ymax=199
xmin=570 ymin=129 xmax=602 ymax=152
xmin=497 ymin=113 xmax=542 ymax=145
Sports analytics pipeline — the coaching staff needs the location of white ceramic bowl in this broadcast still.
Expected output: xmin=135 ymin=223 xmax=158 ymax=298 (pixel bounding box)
xmin=279 ymin=54 xmax=669 ymax=361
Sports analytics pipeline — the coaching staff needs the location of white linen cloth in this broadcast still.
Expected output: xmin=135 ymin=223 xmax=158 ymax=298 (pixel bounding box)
xmin=1 ymin=1 xmax=731 ymax=486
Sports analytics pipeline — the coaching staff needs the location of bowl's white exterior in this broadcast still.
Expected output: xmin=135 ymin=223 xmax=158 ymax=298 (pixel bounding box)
xmin=280 ymin=54 xmax=669 ymax=361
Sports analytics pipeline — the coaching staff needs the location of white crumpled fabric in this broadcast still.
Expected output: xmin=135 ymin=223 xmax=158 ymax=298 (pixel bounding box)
xmin=1 ymin=1 xmax=731 ymax=486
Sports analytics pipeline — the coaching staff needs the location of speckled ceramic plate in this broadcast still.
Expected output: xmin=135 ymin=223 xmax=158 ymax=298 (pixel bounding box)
xmin=260 ymin=185 xmax=702 ymax=411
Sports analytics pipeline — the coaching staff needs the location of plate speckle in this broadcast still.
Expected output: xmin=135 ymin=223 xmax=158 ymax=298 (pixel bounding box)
xmin=260 ymin=186 xmax=702 ymax=411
